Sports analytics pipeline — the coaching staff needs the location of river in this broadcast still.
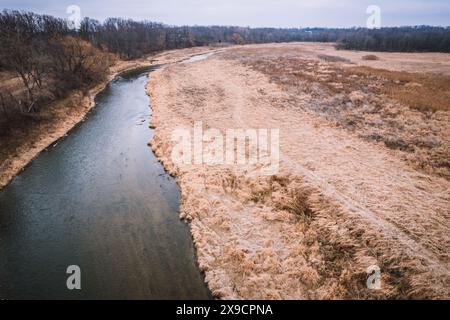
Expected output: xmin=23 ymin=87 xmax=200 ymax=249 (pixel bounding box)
xmin=0 ymin=66 xmax=211 ymax=299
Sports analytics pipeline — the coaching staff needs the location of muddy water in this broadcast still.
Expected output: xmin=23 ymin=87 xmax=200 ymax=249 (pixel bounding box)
xmin=0 ymin=67 xmax=211 ymax=299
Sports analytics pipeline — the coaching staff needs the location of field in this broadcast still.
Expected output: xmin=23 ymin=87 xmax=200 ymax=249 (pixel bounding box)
xmin=148 ymin=43 xmax=450 ymax=299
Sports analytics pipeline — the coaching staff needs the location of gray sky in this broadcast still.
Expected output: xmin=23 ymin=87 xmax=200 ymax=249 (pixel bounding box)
xmin=1 ymin=0 xmax=449 ymax=28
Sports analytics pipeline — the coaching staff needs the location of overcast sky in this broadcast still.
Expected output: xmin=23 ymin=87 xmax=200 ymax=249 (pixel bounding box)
xmin=2 ymin=0 xmax=449 ymax=28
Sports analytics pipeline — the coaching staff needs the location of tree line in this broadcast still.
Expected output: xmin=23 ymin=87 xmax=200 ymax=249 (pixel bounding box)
xmin=336 ymin=26 xmax=450 ymax=52
xmin=0 ymin=10 xmax=112 ymax=119
xmin=1 ymin=9 xmax=449 ymax=122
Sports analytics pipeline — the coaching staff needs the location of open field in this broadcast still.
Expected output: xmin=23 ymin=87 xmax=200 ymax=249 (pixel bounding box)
xmin=229 ymin=43 xmax=450 ymax=179
xmin=148 ymin=43 xmax=450 ymax=299
xmin=278 ymin=42 xmax=450 ymax=75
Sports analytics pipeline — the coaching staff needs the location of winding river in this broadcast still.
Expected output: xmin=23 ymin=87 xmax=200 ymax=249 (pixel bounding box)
xmin=0 ymin=66 xmax=211 ymax=299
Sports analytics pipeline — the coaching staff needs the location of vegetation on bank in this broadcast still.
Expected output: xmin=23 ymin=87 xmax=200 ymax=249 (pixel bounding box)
xmin=0 ymin=11 xmax=114 ymax=125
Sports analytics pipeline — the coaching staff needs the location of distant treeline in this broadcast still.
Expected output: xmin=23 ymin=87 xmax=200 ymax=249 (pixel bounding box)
xmin=1 ymin=9 xmax=450 ymax=119
xmin=79 ymin=22 xmax=450 ymax=57
xmin=336 ymin=27 xmax=450 ymax=52
xmin=79 ymin=21 xmax=450 ymax=57
xmin=78 ymin=20 xmax=348 ymax=59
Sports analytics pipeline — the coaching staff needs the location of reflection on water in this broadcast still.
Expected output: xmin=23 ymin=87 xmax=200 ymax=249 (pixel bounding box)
xmin=0 ymin=68 xmax=211 ymax=300
xmin=182 ymin=52 xmax=217 ymax=64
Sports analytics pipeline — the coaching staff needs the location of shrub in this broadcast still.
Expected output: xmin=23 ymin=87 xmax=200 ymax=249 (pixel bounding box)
xmin=362 ymin=54 xmax=379 ymax=61
xmin=318 ymin=54 xmax=350 ymax=63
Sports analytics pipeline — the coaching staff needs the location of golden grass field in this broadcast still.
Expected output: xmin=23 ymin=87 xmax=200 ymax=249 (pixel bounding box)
xmin=148 ymin=43 xmax=450 ymax=299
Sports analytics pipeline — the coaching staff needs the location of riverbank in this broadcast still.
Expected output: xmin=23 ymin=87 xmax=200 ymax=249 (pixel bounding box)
xmin=0 ymin=47 xmax=216 ymax=190
xmin=147 ymin=43 xmax=450 ymax=299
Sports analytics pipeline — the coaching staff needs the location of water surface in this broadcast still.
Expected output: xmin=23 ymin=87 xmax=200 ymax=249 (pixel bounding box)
xmin=0 ymin=67 xmax=211 ymax=300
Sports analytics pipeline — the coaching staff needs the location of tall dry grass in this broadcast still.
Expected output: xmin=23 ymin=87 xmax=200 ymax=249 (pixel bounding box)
xmin=348 ymin=66 xmax=450 ymax=112
xmin=238 ymin=53 xmax=450 ymax=180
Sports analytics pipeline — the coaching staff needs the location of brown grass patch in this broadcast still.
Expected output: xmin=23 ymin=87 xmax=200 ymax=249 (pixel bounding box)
xmin=362 ymin=54 xmax=380 ymax=61
xmin=318 ymin=54 xmax=351 ymax=63
xmin=282 ymin=190 xmax=315 ymax=224
xmin=239 ymin=54 xmax=450 ymax=180
xmin=348 ymin=66 xmax=450 ymax=112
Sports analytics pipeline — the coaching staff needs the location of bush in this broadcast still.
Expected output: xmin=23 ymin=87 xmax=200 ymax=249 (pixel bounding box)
xmin=318 ymin=54 xmax=350 ymax=63
xmin=48 ymin=36 xmax=114 ymax=98
xmin=362 ymin=54 xmax=379 ymax=61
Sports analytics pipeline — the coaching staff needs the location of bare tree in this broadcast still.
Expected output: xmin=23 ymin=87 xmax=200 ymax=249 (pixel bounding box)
xmin=232 ymin=33 xmax=245 ymax=45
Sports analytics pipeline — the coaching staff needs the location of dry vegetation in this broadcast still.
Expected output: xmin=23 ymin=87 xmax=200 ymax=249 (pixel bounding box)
xmin=318 ymin=54 xmax=351 ymax=63
xmin=147 ymin=44 xmax=450 ymax=299
xmin=348 ymin=66 xmax=450 ymax=112
xmin=362 ymin=54 xmax=380 ymax=61
xmin=229 ymin=46 xmax=450 ymax=180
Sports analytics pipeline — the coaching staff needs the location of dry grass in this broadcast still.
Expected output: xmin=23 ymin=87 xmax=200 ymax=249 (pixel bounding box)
xmin=236 ymin=174 xmax=443 ymax=299
xmin=284 ymin=191 xmax=314 ymax=223
xmin=349 ymin=66 xmax=450 ymax=112
xmin=318 ymin=54 xmax=351 ymax=63
xmin=235 ymin=52 xmax=450 ymax=180
xmin=362 ymin=54 xmax=380 ymax=61
xmin=148 ymin=48 xmax=450 ymax=299
xmin=249 ymin=177 xmax=315 ymax=224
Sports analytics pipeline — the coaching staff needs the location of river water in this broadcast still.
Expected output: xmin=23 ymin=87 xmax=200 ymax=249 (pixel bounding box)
xmin=0 ymin=67 xmax=211 ymax=299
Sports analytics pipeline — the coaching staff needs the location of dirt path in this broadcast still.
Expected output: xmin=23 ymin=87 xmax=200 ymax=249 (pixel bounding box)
xmin=148 ymin=46 xmax=449 ymax=299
